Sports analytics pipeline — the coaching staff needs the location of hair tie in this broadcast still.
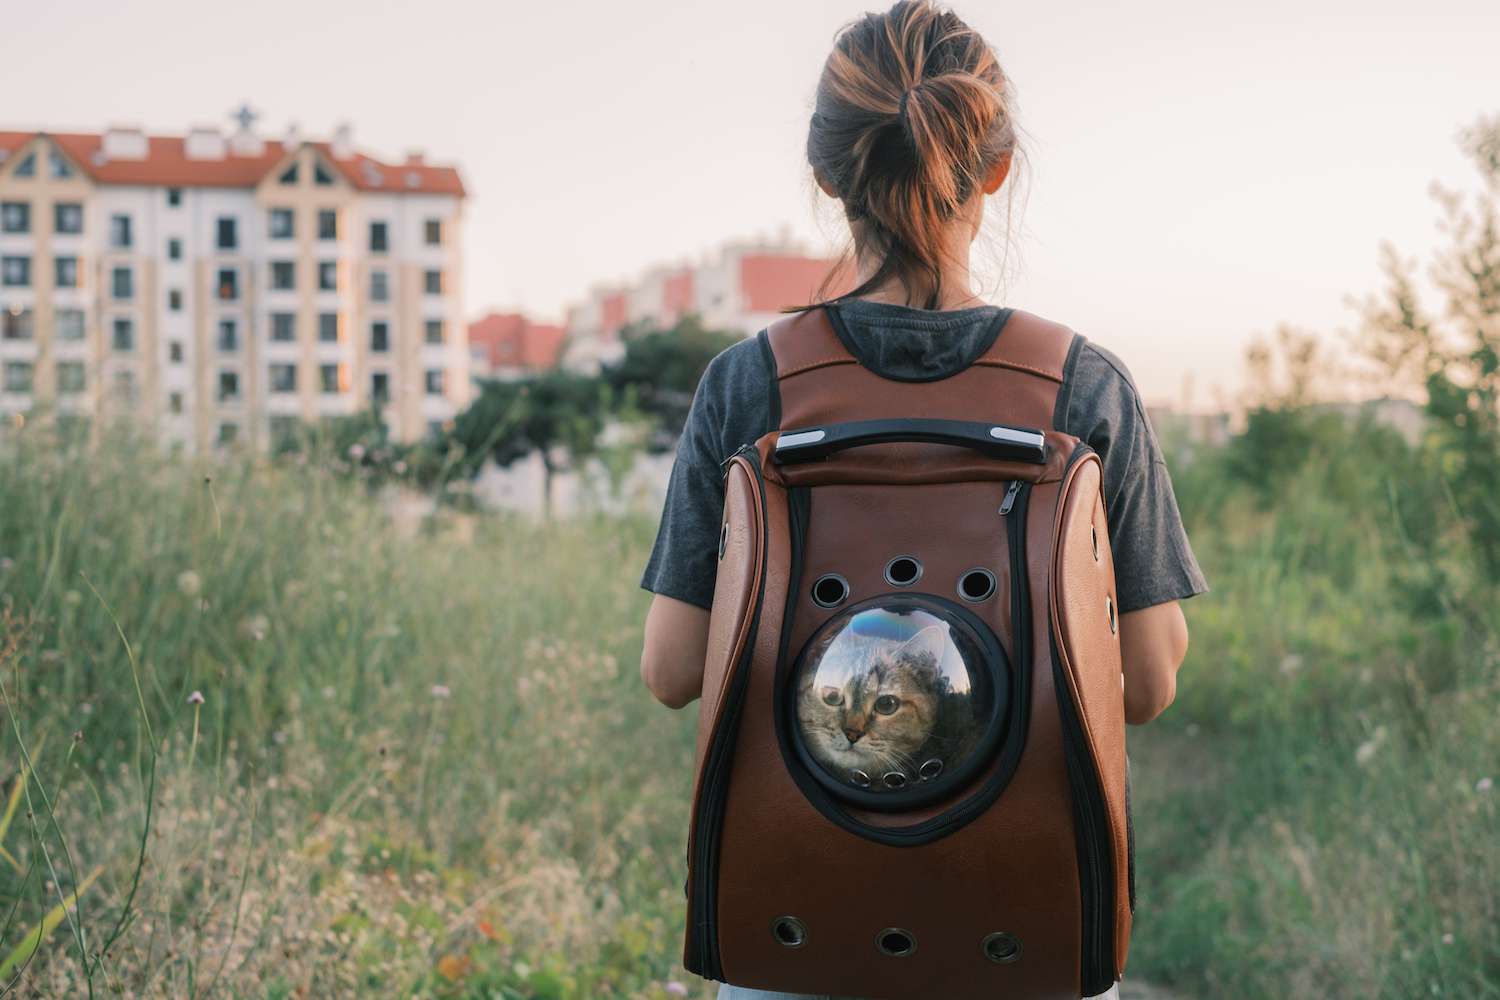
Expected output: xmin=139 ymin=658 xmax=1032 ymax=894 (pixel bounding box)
xmin=898 ymin=88 xmax=913 ymax=121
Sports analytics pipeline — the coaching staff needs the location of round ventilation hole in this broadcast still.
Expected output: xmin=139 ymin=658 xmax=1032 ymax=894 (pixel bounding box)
xmin=883 ymin=556 xmax=922 ymax=587
xmin=811 ymin=574 xmax=850 ymax=609
xmin=876 ymin=928 xmax=916 ymax=957
xmin=958 ymin=568 xmax=996 ymax=603
xmin=981 ymin=931 xmax=1023 ymax=964
xmin=771 ymin=915 xmax=807 ymax=948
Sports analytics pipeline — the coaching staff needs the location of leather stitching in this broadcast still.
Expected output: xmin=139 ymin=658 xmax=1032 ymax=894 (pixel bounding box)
xmin=778 ymin=355 xmax=858 ymax=379
xmin=973 ymin=357 xmax=1065 ymax=382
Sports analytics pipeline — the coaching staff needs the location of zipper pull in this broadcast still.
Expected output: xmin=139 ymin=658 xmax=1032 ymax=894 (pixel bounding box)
xmin=999 ymin=480 xmax=1022 ymax=516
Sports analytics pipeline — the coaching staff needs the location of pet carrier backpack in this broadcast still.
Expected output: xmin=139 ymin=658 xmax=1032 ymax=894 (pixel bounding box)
xmin=684 ymin=306 xmax=1134 ymax=999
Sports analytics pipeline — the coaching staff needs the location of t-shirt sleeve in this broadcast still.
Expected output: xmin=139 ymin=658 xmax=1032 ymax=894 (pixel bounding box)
xmin=1060 ymin=343 xmax=1209 ymax=614
xmin=640 ymin=343 xmax=763 ymax=610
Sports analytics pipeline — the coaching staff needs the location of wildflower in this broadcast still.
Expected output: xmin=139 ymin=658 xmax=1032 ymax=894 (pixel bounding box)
xmin=1442 ymin=933 xmax=1455 ymax=945
xmin=1354 ymin=726 xmax=1386 ymax=767
xmin=393 ymin=460 xmax=408 ymax=475
xmin=430 ymin=684 xmax=451 ymax=699
xmin=1478 ymin=777 xmax=1494 ymax=793
xmin=63 ymin=589 xmax=82 ymax=606
xmin=238 ymin=614 xmax=270 ymax=642
xmin=1279 ymin=653 xmax=1302 ymax=676
xmin=0 ymin=557 xmax=13 ymax=572
xmin=186 ymin=690 xmax=205 ymax=706
xmin=71 ymin=730 xmax=83 ymax=744
xmin=177 ymin=570 xmax=202 ymax=597
xmin=322 ymin=685 xmax=336 ymax=699
xmin=349 ymin=443 xmax=367 ymax=461
xmin=333 ymin=590 xmax=348 ymax=604
xmin=80 ymin=702 xmax=92 ymax=715
xmin=665 ymin=982 xmax=689 ymax=997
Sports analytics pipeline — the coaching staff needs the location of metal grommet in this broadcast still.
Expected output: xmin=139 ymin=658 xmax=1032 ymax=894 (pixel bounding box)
xmin=918 ymin=758 xmax=943 ymax=780
xmin=981 ymin=931 xmax=1023 ymax=964
xmin=849 ymin=769 xmax=871 ymax=787
xmin=876 ymin=927 xmax=917 ymax=957
xmin=1090 ymin=523 xmax=1100 ymax=561
xmin=811 ymin=574 xmax=850 ymax=609
xmin=771 ymin=915 xmax=807 ymax=949
xmin=881 ymin=771 xmax=908 ymax=789
xmin=958 ymin=568 xmax=996 ymax=603
xmin=718 ymin=522 xmax=729 ymax=560
xmin=883 ymin=555 xmax=922 ymax=587
xmin=1106 ymin=594 xmax=1117 ymax=634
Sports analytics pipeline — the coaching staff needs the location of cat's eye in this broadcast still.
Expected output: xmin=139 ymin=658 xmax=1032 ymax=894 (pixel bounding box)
xmin=821 ymin=687 xmax=844 ymax=706
xmin=874 ymin=694 xmax=900 ymax=715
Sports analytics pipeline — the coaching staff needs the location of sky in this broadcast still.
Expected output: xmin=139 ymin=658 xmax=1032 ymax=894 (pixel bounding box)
xmin=4 ymin=0 xmax=1499 ymax=405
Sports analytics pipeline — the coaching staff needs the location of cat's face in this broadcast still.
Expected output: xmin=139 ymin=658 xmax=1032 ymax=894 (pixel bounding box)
xmin=795 ymin=624 xmax=945 ymax=786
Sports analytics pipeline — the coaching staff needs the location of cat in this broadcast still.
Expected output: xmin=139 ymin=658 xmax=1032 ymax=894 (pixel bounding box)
xmin=795 ymin=621 xmax=950 ymax=789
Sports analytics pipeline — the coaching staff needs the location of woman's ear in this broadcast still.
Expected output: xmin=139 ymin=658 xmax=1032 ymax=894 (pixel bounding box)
xmin=813 ymin=168 xmax=840 ymax=200
xmin=981 ymin=151 xmax=1013 ymax=195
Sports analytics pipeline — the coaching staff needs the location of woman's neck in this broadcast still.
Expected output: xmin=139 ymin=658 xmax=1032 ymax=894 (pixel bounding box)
xmin=848 ymin=228 xmax=985 ymax=310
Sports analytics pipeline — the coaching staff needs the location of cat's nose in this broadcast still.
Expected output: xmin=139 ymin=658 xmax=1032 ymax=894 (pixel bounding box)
xmin=843 ymin=728 xmax=864 ymax=744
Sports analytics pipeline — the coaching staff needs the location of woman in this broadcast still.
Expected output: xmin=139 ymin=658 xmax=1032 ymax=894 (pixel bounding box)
xmin=638 ymin=2 xmax=1206 ymax=997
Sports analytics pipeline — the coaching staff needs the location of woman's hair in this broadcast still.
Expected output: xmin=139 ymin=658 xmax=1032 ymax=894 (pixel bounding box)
xmin=802 ymin=0 xmax=1018 ymax=310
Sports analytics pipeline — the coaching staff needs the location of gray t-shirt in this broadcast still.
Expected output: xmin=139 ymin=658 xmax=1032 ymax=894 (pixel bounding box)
xmin=641 ymin=299 xmax=1207 ymax=614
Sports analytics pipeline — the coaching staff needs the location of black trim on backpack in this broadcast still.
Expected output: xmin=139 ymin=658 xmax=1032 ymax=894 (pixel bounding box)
xmin=756 ymin=327 xmax=782 ymax=432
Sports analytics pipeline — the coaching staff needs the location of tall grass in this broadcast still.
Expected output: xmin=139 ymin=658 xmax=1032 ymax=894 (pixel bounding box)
xmin=0 ymin=415 xmax=1495 ymax=997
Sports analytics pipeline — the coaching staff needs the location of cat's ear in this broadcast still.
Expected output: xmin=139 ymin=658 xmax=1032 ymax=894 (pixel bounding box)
xmin=897 ymin=625 xmax=948 ymax=666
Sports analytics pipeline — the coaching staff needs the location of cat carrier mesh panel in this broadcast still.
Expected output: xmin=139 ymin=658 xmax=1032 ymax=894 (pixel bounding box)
xmin=685 ymin=307 xmax=1133 ymax=1000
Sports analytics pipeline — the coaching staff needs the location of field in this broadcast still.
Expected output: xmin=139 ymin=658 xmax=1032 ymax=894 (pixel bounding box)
xmin=0 ymin=411 xmax=1495 ymax=998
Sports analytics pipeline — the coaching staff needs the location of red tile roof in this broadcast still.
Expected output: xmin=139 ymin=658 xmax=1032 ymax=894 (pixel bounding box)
xmin=739 ymin=252 xmax=852 ymax=312
xmin=469 ymin=312 xmax=566 ymax=372
xmin=0 ymin=129 xmax=465 ymax=197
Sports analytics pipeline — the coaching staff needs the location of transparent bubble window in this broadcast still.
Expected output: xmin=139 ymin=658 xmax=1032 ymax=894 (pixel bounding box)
xmin=789 ymin=596 xmax=1008 ymax=808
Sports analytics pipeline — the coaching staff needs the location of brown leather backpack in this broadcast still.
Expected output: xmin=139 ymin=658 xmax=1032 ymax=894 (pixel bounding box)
xmin=684 ymin=306 xmax=1133 ymax=1000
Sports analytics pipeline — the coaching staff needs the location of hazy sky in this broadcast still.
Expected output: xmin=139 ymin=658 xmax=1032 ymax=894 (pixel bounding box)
xmin=5 ymin=0 xmax=1498 ymax=403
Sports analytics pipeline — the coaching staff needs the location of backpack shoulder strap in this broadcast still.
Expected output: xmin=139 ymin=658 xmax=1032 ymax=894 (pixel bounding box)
xmin=763 ymin=307 xmax=855 ymax=380
xmin=972 ymin=309 xmax=1077 ymax=385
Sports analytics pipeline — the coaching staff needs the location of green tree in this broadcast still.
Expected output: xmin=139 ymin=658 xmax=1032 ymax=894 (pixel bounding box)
xmin=1360 ymin=114 xmax=1500 ymax=581
xmin=603 ymin=314 xmax=740 ymax=450
xmin=446 ymin=371 xmax=606 ymax=515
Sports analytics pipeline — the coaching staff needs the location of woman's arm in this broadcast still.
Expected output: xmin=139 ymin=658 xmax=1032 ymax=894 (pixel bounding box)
xmin=640 ymin=594 xmax=711 ymax=709
xmin=1118 ymin=600 xmax=1189 ymax=725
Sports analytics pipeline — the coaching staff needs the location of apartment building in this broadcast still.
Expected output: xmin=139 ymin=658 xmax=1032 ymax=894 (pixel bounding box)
xmin=562 ymin=237 xmax=852 ymax=372
xmin=0 ymin=116 xmax=467 ymax=451
xmin=468 ymin=311 xmax=565 ymax=383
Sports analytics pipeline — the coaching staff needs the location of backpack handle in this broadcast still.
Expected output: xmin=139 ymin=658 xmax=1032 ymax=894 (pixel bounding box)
xmin=773 ymin=419 xmax=1047 ymax=465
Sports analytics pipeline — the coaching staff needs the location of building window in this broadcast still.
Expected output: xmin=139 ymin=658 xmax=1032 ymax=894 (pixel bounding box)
xmin=217 ymin=319 xmax=239 ymax=352
xmin=0 ymin=202 xmax=29 ymax=234
xmin=271 ymin=260 xmax=295 ymax=291
xmin=269 ymin=415 xmax=298 ymax=448
xmin=54 ymin=202 xmax=83 ymax=234
xmin=424 ymin=319 xmax=444 ymax=345
xmin=369 ymin=220 xmax=388 ymax=253
xmin=319 ymin=363 xmax=340 ymax=393
xmin=217 ymin=268 xmax=239 ymax=301
xmin=167 ymin=187 xmax=182 ymax=207
xmin=317 ymin=209 xmax=337 ymax=240
xmin=371 ymin=371 xmax=390 ymax=402
xmin=370 ymin=270 xmax=389 ymax=303
xmin=216 ymin=217 xmax=238 ymax=251
xmin=56 ymin=361 xmax=85 ymax=394
xmin=168 ymin=288 xmax=182 ymax=311
xmin=167 ymin=238 xmax=182 ymax=261
xmin=424 ymin=270 xmax=442 ymax=295
xmin=317 ymin=261 xmax=337 ymax=292
xmin=2 ymin=257 xmax=31 ymax=287
xmin=2 ymin=361 xmax=32 ymax=394
xmin=424 ymin=218 xmax=442 ymax=246
xmin=370 ymin=321 xmax=389 ymax=353
xmin=424 ymin=369 xmax=444 ymax=395
xmin=269 ymin=363 xmax=297 ymax=393
xmin=313 ymin=162 xmax=334 ymax=186
xmin=109 ymin=214 xmax=132 ymax=249
xmin=269 ymin=208 xmax=294 ymax=239
xmin=12 ymin=153 xmax=36 ymax=178
xmin=318 ymin=312 xmax=338 ymax=343
xmin=1 ymin=307 xmax=33 ymax=340
xmin=271 ymin=312 xmax=296 ymax=342
xmin=111 ymin=266 xmax=133 ymax=300
xmin=55 ymin=256 xmax=78 ymax=289
xmin=278 ymin=163 xmax=298 ymax=185
xmin=112 ymin=370 xmax=137 ymax=404
xmin=218 ymin=370 xmax=240 ymax=402
xmin=168 ymin=391 xmax=184 ymax=414
xmin=217 ymin=421 xmax=238 ymax=445
xmin=169 ymin=340 xmax=184 ymax=363
xmin=56 ymin=309 xmax=84 ymax=341
xmin=111 ymin=317 xmax=134 ymax=352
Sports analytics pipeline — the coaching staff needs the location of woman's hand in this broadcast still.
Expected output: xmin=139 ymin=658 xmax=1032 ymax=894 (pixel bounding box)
xmin=640 ymin=594 xmax=711 ymax=709
xmin=1118 ymin=601 xmax=1189 ymax=724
